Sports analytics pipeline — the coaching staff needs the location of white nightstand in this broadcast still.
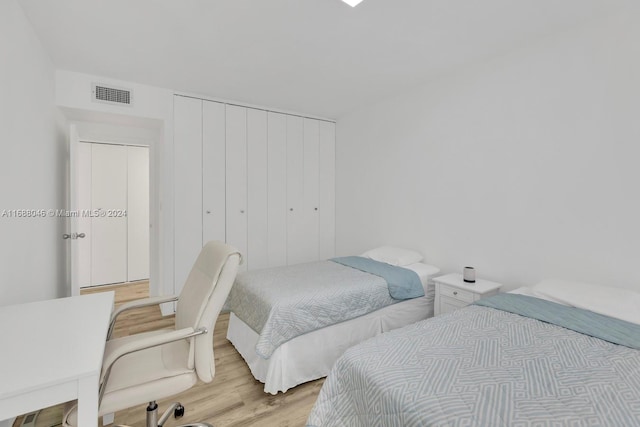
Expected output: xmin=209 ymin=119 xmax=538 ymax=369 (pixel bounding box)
xmin=433 ymin=273 xmax=502 ymax=316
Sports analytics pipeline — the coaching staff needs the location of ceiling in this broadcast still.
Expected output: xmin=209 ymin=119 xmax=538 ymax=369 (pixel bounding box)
xmin=20 ymin=0 xmax=626 ymax=119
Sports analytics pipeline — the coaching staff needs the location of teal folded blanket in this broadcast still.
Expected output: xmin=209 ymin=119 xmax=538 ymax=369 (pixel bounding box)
xmin=475 ymin=293 xmax=640 ymax=350
xmin=330 ymin=256 xmax=424 ymax=300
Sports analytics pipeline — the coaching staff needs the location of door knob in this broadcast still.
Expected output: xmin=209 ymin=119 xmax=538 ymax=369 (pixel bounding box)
xmin=71 ymin=232 xmax=86 ymax=239
xmin=63 ymin=234 xmax=71 ymax=240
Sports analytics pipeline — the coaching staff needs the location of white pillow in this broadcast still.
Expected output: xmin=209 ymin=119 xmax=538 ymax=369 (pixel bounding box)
xmin=533 ymin=279 xmax=640 ymax=325
xmin=361 ymin=246 xmax=423 ymax=266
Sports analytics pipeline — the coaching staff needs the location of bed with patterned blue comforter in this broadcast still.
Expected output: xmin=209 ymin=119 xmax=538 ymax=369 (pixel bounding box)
xmin=307 ymin=293 xmax=640 ymax=427
xmin=225 ymin=257 xmax=425 ymax=358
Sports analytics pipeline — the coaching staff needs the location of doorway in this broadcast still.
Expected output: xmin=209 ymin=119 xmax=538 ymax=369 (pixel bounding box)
xmin=75 ymin=141 xmax=150 ymax=287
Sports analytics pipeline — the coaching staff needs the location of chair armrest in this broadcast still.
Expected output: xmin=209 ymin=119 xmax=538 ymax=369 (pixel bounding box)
xmin=99 ymin=326 xmax=208 ymax=403
xmin=108 ymin=294 xmax=179 ymax=339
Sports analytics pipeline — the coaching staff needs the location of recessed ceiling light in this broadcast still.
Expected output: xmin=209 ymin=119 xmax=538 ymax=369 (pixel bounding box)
xmin=342 ymin=0 xmax=364 ymax=7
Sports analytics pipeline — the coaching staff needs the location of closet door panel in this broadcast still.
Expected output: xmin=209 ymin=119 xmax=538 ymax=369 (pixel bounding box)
xmin=174 ymin=96 xmax=203 ymax=293
xmin=127 ymin=145 xmax=150 ymax=282
xmin=267 ymin=112 xmax=287 ymax=268
xmin=247 ymin=108 xmax=268 ymax=270
xmin=226 ymin=105 xmax=248 ymax=271
xmin=202 ymin=101 xmax=226 ymax=244
xmin=91 ymin=143 xmax=127 ymax=286
xmin=319 ymin=121 xmax=336 ymax=259
xmin=286 ymin=115 xmax=305 ymax=265
xmin=302 ymin=118 xmax=320 ymax=262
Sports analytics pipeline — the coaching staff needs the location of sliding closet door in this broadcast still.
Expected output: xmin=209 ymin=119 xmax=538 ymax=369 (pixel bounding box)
xmin=127 ymin=145 xmax=150 ymax=282
xmin=173 ymin=95 xmax=336 ymax=284
xmin=267 ymin=112 xmax=287 ymax=267
xmin=91 ymin=143 xmax=128 ymax=286
xmin=226 ymin=105 xmax=248 ymax=271
xmin=319 ymin=121 xmax=336 ymax=259
xmin=174 ymin=96 xmax=203 ymax=293
xmin=302 ymin=119 xmax=320 ymax=262
xmin=286 ymin=115 xmax=306 ymax=265
xmin=202 ymin=100 xmax=226 ymax=245
xmin=247 ymin=108 xmax=268 ymax=270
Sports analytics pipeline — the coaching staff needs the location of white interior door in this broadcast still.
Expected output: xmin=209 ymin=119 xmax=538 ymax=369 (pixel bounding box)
xmin=91 ymin=144 xmax=127 ymax=286
xmin=226 ymin=105 xmax=248 ymax=271
xmin=247 ymin=108 xmax=268 ymax=270
xmin=127 ymin=146 xmax=149 ymax=281
xmin=286 ymin=115 xmax=305 ymax=265
xmin=319 ymin=121 xmax=336 ymax=260
xmin=202 ymin=100 xmax=226 ymax=244
xmin=174 ymin=96 xmax=203 ymax=294
xmin=267 ymin=112 xmax=287 ymax=268
xmin=302 ymin=118 xmax=320 ymax=262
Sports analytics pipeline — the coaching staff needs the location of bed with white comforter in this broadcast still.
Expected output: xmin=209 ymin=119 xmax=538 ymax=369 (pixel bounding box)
xmin=307 ymin=280 xmax=640 ymax=426
xmin=226 ymin=248 xmax=440 ymax=394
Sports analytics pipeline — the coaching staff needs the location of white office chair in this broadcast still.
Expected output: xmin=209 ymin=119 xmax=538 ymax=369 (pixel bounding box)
xmin=63 ymin=241 xmax=242 ymax=427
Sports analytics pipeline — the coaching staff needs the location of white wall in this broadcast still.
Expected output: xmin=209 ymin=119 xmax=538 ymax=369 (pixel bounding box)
xmin=0 ymin=0 xmax=68 ymax=306
xmin=336 ymin=8 xmax=640 ymax=291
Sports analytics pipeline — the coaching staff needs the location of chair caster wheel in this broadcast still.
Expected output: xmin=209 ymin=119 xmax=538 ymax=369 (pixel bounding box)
xmin=174 ymin=404 xmax=185 ymax=419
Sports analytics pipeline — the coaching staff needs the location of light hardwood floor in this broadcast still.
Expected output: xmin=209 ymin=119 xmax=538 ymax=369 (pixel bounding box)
xmin=13 ymin=281 xmax=323 ymax=427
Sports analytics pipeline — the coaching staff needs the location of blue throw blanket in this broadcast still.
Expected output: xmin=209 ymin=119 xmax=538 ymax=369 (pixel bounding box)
xmin=330 ymin=256 xmax=424 ymax=300
xmin=474 ymin=293 xmax=640 ymax=350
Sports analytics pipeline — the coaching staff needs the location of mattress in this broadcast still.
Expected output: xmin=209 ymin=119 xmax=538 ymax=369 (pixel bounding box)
xmin=226 ymin=262 xmax=439 ymax=394
xmin=307 ymin=293 xmax=640 ymax=426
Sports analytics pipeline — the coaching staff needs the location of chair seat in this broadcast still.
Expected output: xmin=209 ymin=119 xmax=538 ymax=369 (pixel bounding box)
xmin=63 ymin=329 xmax=198 ymax=426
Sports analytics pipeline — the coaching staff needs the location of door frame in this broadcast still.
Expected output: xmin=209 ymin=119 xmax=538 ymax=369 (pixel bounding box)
xmin=69 ymin=123 xmax=153 ymax=295
xmin=69 ymin=124 xmax=81 ymax=295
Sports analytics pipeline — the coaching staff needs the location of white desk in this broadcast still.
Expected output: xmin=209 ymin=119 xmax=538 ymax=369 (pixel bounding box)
xmin=0 ymin=292 xmax=114 ymax=427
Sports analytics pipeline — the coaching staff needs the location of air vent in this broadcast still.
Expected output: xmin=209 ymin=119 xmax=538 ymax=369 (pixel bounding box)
xmin=92 ymin=83 xmax=133 ymax=106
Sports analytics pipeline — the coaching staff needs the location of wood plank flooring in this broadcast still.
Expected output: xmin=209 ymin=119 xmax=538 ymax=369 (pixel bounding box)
xmin=13 ymin=281 xmax=323 ymax=427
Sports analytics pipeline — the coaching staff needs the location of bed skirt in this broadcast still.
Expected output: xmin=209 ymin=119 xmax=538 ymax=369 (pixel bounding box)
xmin=227 ymin=294 xmax=434 ymax=394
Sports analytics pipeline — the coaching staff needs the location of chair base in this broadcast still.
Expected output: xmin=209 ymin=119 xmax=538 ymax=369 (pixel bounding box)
xmin=115 ymin=401 xmax=213 ymax=427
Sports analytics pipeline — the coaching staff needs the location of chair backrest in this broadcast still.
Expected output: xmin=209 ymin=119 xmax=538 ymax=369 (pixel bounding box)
xmin=175 ymin=240 xmax=241 ymax=383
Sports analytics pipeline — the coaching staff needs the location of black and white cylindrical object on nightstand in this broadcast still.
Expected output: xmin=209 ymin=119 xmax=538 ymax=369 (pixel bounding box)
xmin=463 ymin=266 xmax=476 ymax=283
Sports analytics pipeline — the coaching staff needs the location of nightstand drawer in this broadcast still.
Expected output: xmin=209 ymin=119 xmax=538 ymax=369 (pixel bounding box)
xmin=439 ymin=284 xmax=474 ymax=303
xmin=439 ymin=295 xmax=468 ymax=314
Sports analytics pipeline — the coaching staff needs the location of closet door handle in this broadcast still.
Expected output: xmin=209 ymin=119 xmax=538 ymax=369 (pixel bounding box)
xmin=206 ymin=210 xmax=211 ymax=214
xmin=240 ymin=210 xmax=245 ymax=214
xmin=289 ymin=208 xmax=294 ymax=212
